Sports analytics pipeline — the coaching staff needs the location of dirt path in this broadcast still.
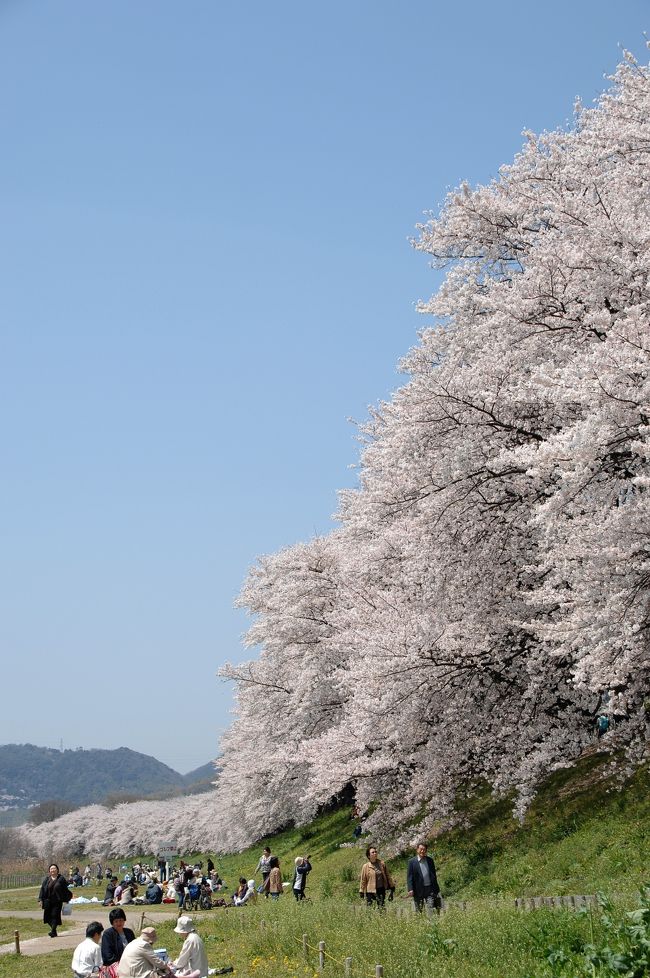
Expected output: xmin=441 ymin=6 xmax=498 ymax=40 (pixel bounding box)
xmin=0 ymin=908 xmax=173 ymax=958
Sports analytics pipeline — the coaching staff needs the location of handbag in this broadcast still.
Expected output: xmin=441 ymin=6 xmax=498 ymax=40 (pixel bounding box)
xmin=62 ymin=904 xmax=72 ymax=916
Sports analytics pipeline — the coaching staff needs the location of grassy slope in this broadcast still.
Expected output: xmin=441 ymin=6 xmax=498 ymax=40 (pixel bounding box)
xmin=1 ymin=752 xmax=647 ymax=978
xmin=226 ymin=750 xmax=649 ymax=901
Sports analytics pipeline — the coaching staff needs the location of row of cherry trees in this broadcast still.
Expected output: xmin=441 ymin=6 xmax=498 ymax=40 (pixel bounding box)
xmin=216 ymin=54 xmax=650 ymax=850
xmin=24 ymin=56 xmax=649 ymax=857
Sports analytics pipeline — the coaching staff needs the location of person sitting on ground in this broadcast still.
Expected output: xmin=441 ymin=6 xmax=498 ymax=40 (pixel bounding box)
xmin=117 ymin=926 xmax=171 ymax=978
xmin=232 ymin=878 xmax=247 ymax=904
xmin=233 ymin=880 xmax=256 ymax=907
xmin=163 ymin=879 xmax=177 ymax=903
xmin=120 ymin=881 xmax=138 ymax=905
xmin=71 ymin=921 xmax=104 ymax=978
xmin=101 ymin=907 xmax=135 ymax=967
xmin=173 ymin=915 xmax=209 ymax=977
xmin=103 ymin=876 xmax=119 ymax=906
xmin=145 ymin=877 xmax=163 ymax=904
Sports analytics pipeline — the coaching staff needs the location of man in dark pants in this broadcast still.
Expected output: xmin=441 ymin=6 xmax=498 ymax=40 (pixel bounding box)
xmin=406 ymin=842 xmax=441 ymax=915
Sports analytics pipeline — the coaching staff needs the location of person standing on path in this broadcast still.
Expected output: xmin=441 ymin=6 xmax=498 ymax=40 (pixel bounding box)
xmin=38 ymin=862 xmax=72 ymax=938
xmin=406 ymin=842 xmax=441 ymax=915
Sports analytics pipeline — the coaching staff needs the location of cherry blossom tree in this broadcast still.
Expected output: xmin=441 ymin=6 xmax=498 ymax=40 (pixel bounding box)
xmin=24 ymin=54 xmax=650 ymax=857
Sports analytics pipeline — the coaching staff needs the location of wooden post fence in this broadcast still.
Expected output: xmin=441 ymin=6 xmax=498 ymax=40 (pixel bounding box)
xmin=14 ymin=930 xmax=20 ymax=955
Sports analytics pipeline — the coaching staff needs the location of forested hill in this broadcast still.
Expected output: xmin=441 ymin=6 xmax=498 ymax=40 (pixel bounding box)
xmin=0 ymin=744 xmax=214 ymax=812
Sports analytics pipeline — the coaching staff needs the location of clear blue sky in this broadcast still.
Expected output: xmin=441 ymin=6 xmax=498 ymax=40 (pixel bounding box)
xmin=0 ymin=1 xmax=647 ymax=774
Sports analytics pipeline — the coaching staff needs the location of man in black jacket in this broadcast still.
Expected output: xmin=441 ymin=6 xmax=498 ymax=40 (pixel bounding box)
xmin=101 ymin=907 xmax=135 ymax=966
xmin=406 ymin=843 xmax=441 ymax=914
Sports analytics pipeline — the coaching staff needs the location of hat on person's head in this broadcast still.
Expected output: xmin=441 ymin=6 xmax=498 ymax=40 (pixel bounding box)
xmin=174 ymin=915 xmax=195 ymax=934
xmin=247 ymin=880 xmax=255 ymax=888
xmin=141 ymin=927 xmax=157 ymax=943
xmin=294 ymin=857 xmax=303 ymax=865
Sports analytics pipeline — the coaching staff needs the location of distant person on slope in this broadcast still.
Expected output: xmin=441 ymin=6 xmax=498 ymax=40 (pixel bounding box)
xmin=265 ymin=856 xmax=283 ymax=901
xmin=38 ymin=862 xmax=72 ymax=938
xmin=255 ymin=847 xmax=272 ymax=892
xmin=359 ymin=846 xmax=394 ymax=907
xmin=292 ymin=856 xmax=312 ymax=901
xmin=406 ymin=842 xmax=441 ymax=915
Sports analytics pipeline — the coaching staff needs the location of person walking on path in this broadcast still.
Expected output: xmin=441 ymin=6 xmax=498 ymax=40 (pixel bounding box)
xmin=406 ymin=842 xmax=441 ymax=915
xmin=71 ymin=921 xmax=104 ymax=978
xmin=359 ymin=846 xmax=395 ymax=907
xmin=38 ymin=862 xmax=72 ymax=938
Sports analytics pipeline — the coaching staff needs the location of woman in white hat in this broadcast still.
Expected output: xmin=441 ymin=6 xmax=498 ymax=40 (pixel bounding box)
xmin=173 ymin=916 xmax=208 ymax=978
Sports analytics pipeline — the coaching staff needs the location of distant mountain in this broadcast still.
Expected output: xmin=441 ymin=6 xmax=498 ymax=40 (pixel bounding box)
xmin=0 ymin=744 xmax=216 ymax=821
xmin=182 ymin=762 xmax=219 ymax=785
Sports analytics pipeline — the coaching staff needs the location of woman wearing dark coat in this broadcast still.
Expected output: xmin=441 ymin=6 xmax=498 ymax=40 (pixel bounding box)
xmin=38 ymin=863 xmax=72 ymax=937
xmin=101 ymin=907 xmax=135 ymax=966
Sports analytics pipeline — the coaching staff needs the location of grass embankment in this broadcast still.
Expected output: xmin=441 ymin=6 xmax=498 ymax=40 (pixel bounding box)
xmin=1 ymin=751 xmax=647 ymax=978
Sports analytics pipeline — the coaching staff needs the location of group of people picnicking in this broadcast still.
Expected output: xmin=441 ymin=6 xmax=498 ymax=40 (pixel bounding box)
xmin=38 ymin=837 xmax=441 ymax=978
xmin=70 ymin=909 xmax=230 ymax=978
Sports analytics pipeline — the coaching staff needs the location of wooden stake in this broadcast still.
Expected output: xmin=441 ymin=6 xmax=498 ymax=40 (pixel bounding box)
xmin=14 ymin=930 xmax=20 ymax=955
xmin=319 ymin=940 xmax=325 ymax=971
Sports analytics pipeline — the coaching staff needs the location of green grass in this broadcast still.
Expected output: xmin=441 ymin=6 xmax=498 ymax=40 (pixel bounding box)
xmin=0 ymin=753 xmax=647 ymax=977
xmin=0 ymin=916 xmax=76 ymax=942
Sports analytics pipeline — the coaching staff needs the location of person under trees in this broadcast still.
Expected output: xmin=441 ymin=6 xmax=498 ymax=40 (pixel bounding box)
xmin=359 ymin=846 xmax=394 ymax=908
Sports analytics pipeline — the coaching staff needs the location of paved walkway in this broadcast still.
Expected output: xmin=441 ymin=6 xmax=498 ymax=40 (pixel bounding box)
xmin=0 ymin=908 xmax=173 ymax=958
